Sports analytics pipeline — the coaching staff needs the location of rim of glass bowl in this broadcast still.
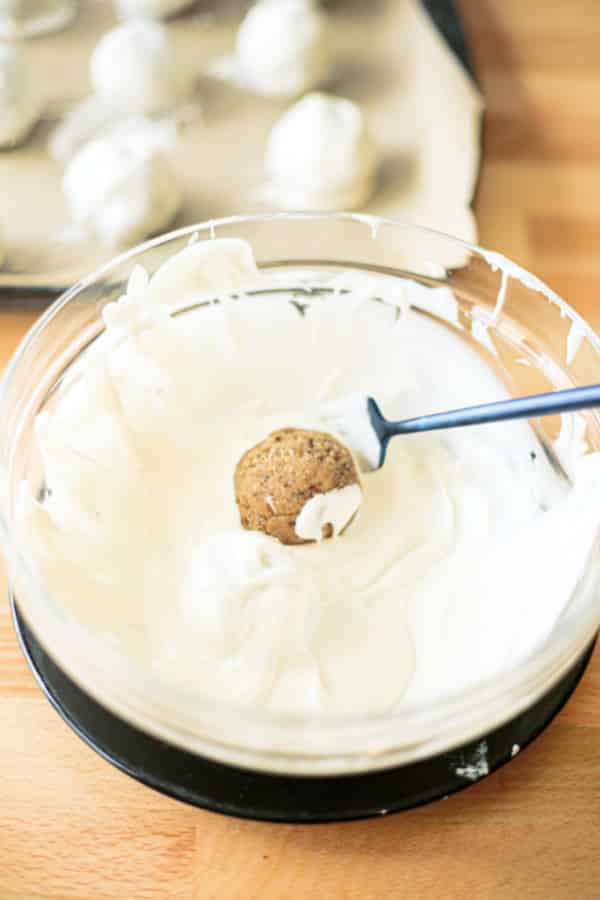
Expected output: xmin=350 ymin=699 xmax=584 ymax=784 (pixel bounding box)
xmin=2 ymin=212 xmax=600 ymax=777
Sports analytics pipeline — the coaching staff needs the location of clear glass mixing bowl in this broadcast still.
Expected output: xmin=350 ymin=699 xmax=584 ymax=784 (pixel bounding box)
xmin=2 ymin=213 xmax=600 ymax=776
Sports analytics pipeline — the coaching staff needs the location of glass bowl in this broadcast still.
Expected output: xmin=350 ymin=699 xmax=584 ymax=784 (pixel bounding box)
xmin=2 ymin=212 xmax=600 ymax=777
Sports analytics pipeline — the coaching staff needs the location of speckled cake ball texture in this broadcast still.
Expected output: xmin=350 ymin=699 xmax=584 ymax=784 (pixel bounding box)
xmin=234 ymin=427 xmax=360 ymax=545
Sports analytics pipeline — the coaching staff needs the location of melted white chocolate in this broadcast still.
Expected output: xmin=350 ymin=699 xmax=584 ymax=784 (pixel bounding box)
xmin=18 ymin=239 xmax=600 ymax=717
xmin=295 ymin=483 xmax=363 ymax=542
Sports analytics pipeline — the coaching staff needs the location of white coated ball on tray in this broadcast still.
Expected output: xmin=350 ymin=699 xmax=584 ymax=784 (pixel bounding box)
xmin=90 ymin=19 xmax=194 ymax=114
xmin=235 ymin=0 xmax=332 ymax=98
xmin=264 ymin=92 xmax=379 ymax=210
xmin=62 ymin=127 xmax=182 ymax=247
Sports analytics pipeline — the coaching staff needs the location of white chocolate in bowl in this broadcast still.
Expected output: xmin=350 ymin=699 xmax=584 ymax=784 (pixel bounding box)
xmin=17 ymin=239 xmax=600 ymax=720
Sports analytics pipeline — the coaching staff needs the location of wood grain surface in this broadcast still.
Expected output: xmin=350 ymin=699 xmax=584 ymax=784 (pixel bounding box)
xmin=2 ymin=1 xmax=600 ymax=896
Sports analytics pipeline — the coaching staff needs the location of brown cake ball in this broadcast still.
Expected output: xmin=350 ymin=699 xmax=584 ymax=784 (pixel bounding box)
xmin=234 ymin=427 xmax=361 ymax=545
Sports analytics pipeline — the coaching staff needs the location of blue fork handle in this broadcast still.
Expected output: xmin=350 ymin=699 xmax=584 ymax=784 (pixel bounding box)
xmin=384 ymin=384 xmax=600 ymax=437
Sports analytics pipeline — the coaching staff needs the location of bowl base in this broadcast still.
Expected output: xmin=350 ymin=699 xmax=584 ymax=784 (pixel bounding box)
xmin=12 ymin=598 xmax=595 ymax=824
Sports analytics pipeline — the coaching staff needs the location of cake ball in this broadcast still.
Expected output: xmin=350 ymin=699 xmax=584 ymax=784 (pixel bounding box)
xmin=113 ymin=0 xmax=195 ymax=19
xmin=0 ymin=0 xmax=77 ymax=38
xmin=264 ymin=92 xmax=379 ymax=210
xmin=63 ymin=127 xmax=181 ymax=247
xmin=0 ymin=44 xmax=41 ymax=148
xmin=234 ymin=428 xmax=362 ymax=546
xmin=90 ymin=19 xmax=194 ymax=115
xmin=234 ymin=0 xmax=331 ymax=98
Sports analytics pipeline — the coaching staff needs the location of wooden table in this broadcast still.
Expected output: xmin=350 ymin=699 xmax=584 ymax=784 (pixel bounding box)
xmin=2 ymin=1 xmax=600 ymax=896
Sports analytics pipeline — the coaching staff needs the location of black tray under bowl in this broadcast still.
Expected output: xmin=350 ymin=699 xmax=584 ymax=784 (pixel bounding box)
xmin=12 ymin=598 xmax=595 ymax=823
